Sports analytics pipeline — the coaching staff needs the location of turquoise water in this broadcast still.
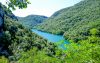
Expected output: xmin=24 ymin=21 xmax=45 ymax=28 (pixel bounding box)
xmin=32 ymin=29 xmax=69 ymax=49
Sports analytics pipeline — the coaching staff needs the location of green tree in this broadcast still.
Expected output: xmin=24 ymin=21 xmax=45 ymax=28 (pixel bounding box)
xmin=90 ymin=28 xmax=99 ymax=36
xmin=0 ymin=56 xmax=9 ymax=63
xmin=2 ymin=0 xmax=30 ymax=10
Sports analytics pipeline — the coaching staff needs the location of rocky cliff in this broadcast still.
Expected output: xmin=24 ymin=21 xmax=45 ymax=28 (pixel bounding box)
xmin=0 ymin=3 xmax=17 ymax=35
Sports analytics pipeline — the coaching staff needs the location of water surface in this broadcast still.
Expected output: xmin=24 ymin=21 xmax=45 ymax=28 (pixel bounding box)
xmin=32 ymin=29 xmax=69 ymax=49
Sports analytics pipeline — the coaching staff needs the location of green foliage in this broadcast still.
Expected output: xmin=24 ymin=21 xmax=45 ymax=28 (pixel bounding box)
xmin=17 ymin=15 xmax=47 ymax=28
xmin=6 ymin=0 xmax=30 ymax=10
xmin=0 ymin=15 xmax=57 ymax=62
xmin=0 ymin=0 xmax=100 ymax=63
xmin=17 ymin=48 xmax=63 ymax=63
xmin=54 ymin=28 xmax=100 ymax=63
xmin=35 ymin=0 xmax=100 ymax=42
xmin=0 ymin=56 xmax=9 ymax=63
xmin=34 ymin=0 xmax=100 ymax=63
xmin=90 ymin=28 xmax=99 ymax=36
xmin=17 ymin=28 xmax=100 ymax=63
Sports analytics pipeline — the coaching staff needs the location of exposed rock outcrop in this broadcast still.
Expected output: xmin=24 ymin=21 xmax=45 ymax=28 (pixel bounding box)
xmin=0 ymin=3 xmax=18 ymax=56
xmin=0 ymin=3 xmax=17 ymax=35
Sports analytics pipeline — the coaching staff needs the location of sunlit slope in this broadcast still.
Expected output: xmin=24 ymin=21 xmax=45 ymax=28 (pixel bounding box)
xmin=35 ymin=0 xmax=100 ymax=41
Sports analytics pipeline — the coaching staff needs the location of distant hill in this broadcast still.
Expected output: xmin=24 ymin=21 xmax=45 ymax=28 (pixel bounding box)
xmin=35 ymin=0 xmax=100 ymax=42
xmin=17 ymin=15 xmax=48 ymax=28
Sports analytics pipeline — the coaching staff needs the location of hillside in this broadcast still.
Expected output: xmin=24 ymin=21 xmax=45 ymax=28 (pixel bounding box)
xmin=17 ymin=15 xmax=48 ymax=28
xmin=0 ymin=3 xmax=17 ymax=33
xmin=35 ymin=0 xmax=100 ymax=42
xmin=0 ymin=0 xmax=100 ymax=63
xmin=0 ymin=3 xmax=59 ymax=63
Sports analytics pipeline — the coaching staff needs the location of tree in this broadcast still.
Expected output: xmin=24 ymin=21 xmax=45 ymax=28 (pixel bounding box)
xmin=90 ymin=28 xmax=99 ymax=36
xmin=3 ymin=0 xmax=30 ymax=10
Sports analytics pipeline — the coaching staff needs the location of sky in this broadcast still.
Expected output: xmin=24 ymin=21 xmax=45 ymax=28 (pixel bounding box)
xmin=0 ymin=0 xmax=82 ymax=17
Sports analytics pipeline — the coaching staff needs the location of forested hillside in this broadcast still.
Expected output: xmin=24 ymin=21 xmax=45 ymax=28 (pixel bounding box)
xmin=0 ymin=0 xmax=100 ymax=63
xmin=0 ymin=3 xmax=59 ymax=63
xmin=35 ymin=0 xmax=100 ymax=41
xmin=34 ymin=0 xmax=100 ymax=62
xmin=17 ymin=15 xmax=47 ymax=28
xmin=1 ymin=16 xmax=59 ymax=62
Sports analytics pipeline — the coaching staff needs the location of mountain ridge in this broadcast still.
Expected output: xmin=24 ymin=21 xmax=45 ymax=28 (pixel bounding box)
xmin=17 ymin=15 xmax=48 ymax=28
xmin=35 ymin=0 xmax=100 ymax=42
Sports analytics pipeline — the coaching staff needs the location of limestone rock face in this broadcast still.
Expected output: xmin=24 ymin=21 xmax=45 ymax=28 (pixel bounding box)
xmin=0 ymin=5 xmax=4 ymax=32
xmin=0 ymin=3 xmax=17 ymax=33
xmin=0 ymin=3 xmax=18 ymax=55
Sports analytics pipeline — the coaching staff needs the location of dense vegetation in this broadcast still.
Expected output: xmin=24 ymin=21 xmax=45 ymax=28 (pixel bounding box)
xmin=35 ymin=0 xmax=100 ymax=41
xmin=0 ymin=0 xmax=100 ymax=63
xmin=4 ymin=0 xmax=30 ymax=10
xmin=17 ymin=15 xmax=47 ymax=28
xmin=33 ymin=0 xmax=100 ymax=62
xmin=0 ymin=6 xmax=57 ymax=62
xmin=0 ymin=27 xmax=100 ymax=63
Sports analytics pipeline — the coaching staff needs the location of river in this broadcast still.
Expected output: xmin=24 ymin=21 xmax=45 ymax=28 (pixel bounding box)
xmin=32 ymin=29 xmax=69 ymax=49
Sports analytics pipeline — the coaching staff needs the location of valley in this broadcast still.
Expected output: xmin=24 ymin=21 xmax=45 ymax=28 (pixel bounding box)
xmin=0 ymin=0 xmax=100 ymax=63
xmin=32 ymin=29 xmax=69 ymax=49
